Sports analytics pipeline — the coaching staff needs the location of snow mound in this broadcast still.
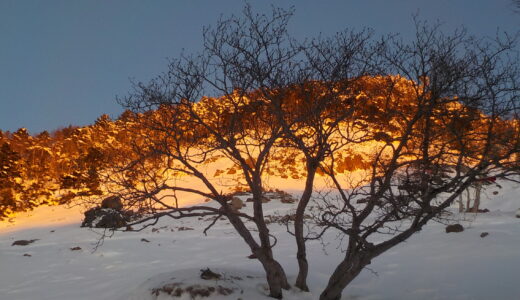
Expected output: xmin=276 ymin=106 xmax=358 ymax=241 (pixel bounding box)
xmin=122 ymin=267 xmax=307 ymax=300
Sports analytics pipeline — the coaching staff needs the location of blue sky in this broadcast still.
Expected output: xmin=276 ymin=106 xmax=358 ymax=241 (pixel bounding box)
xmin=1 ymin=0 xmax=519 ymax=134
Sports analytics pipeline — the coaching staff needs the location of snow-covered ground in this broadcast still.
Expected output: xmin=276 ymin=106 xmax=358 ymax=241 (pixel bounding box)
xmin=1 ymin=181 xmax=520 ymax=300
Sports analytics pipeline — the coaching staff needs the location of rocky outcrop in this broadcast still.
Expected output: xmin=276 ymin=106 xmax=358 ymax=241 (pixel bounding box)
xmin=81 ymin=207 xmax=133 ymax=229
xmin=445 ymin=224 xmax=464 ymax=233
xmin=101 ymin=196 xmax=123 ymax=210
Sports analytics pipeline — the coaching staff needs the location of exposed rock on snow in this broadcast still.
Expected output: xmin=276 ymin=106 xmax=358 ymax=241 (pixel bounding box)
xmin=230 ymin=197 xmax=244 ymax=211
xmin=11 ymin=239 xmax=38 ymax=246
xmin=81 ymin=207 xmax=131 ymax=228
xmin=246 ymin=196 xmax=270 ymax=203
xmin=123 ymin=268 xmax=281 ymax=300
xmin=177 ymin=226 xmax=194 ymax=231
xmin=101 ymin=196 xmax=123 ymax=210
xmin=151 ymin=282 xmax=234 ymax=299
xmin=445 ymin=224 xmax=464 ymax=233
xmin=200 ymin=268 xmax=221 ymax=280
xmin=516 ymin=208 xmax=520 ymax=218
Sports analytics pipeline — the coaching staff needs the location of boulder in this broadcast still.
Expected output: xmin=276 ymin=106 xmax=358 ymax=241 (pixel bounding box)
xmin=467 ymin=208 xmax=490 ymax=213
xmin=230 ymin=197 xmax=244 ymax=211
xmin=516 ymin=208 xmax=520 ymax=218
xmin=280 ymin=195 xmax=296 ymax=204
xmin=245 ymin=197 xmax=270 ymax=203
xmin=200 ymin=268 xmax=221 ymax=280
xmin=101 ymin=195 xmax=123 ymax=211
xmin=81 ymin=207 xmax=129 ymax=228
xmin=12 ymin=239 xmax=38 ymax=246
xmin=445 ymin=224 xmax=464 ymax=233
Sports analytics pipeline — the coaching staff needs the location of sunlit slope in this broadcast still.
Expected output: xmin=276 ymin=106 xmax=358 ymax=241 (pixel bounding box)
xmin=2 ymin=75 xmax=517 ymax=217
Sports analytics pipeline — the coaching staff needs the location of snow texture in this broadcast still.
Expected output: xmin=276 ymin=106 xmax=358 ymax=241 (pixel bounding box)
xmin=1 ymin=181 xmax=520 ymax=299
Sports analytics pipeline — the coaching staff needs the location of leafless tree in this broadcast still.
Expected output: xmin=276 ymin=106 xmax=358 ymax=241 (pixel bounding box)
xmin=110 ymin=4 xmax=520 ymax=299
xmin=317 ymin=21 xmax=520 ymax=300
xmin=114 ymin=5 xmax=304 ymax=299
xmin=114 ymin=5 xmax=379 ymax=296
xmin=269 ymin=30 xmax=378 ymax=291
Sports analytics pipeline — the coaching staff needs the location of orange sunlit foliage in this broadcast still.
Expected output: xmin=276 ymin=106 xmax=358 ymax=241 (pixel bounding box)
xmin=1 ymin=76 xmax=517 ymax=219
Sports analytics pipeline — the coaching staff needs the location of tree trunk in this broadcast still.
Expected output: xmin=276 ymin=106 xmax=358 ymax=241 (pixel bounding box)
xmin=255 ymin=249 xmax=290 ymax=299
xmin=471 ymin=182 xmax=481 ymax=213
xmin=252 ymin=181 xmax=291 ymax=298
xmin=466 ymin=187 xmax=472 ymax=212
xmin=225 ymin=209 xmax=289 ymax=298
xmin=319 ymin=256 xmax=367 ymax=300
xmin=457 ymin=193 xmax=464 ymax=213
xmin=294 ymin=163 xmax=317 ymax=291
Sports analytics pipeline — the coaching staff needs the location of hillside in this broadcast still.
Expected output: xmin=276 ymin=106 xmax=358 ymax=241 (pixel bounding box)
xmin=1 ymin=178 xmax=519 ymax=300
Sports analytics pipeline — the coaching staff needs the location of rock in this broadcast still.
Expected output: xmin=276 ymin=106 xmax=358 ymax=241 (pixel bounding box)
xmin=230 ymin=197 xmax=244 ymax=211
xmin=70 ymin=246 xmax=82 ymax=251
xmin=516 ymin=208 xmax=520 ymax=218
xmin=101 ymin=195 xmax=123 ymax=211
xmin=81 ymin=207 xmax=130 ymax=228
xmin=268 ymin=190 xmax=297 ymax=204
xmin=151 ymin=281 xmax=233 ymax=298
xmin=245 ymin=197 xmax=269 ymax=203
xmin=178 ymin=227 xmax=194 ymax=231
xmin=141 ymin=238 xmax=150 ymax=243
xmin=480 ymin=232 xmax=489 ymax=238
xmin=280 ymin=194 xmax=296 ymax=204
xmin=12 ymin=239 xmax=38 ymax=246
xmin=466 ymin=208 xmax=490 ymax=213
xmin=200 ymin=268 xmax=221 ymax=280
xmin=23 ymin=253 xmax=31 ymax=257
xmin=445 ymin=224 xmax=464 ymax=233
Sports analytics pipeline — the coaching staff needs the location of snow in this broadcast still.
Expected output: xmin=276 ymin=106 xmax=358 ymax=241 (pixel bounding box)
xmin=1 ymin=181 xmax=520 ymax=299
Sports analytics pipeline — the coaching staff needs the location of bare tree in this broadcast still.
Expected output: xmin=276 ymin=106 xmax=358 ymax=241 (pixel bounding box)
xmin=114 ymin=5 xmax=379 ymax=296
xmin=109 ymin=4 xmax=520 ymax=299
xmin=268 ymin=30 xmax=378 ymax=291
xmin=317 ymin=21 xmax=520 ymax=300
xmin=114 ymin=5 xmax=304 ymax=299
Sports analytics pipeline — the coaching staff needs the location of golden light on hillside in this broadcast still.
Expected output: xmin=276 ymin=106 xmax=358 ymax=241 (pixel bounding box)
xmin=1 ymin=76 xmax=518 ymax=218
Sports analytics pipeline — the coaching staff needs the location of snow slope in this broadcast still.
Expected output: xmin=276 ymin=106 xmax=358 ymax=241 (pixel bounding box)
xmin=1 ymin=181 xmax=520 ymax=300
